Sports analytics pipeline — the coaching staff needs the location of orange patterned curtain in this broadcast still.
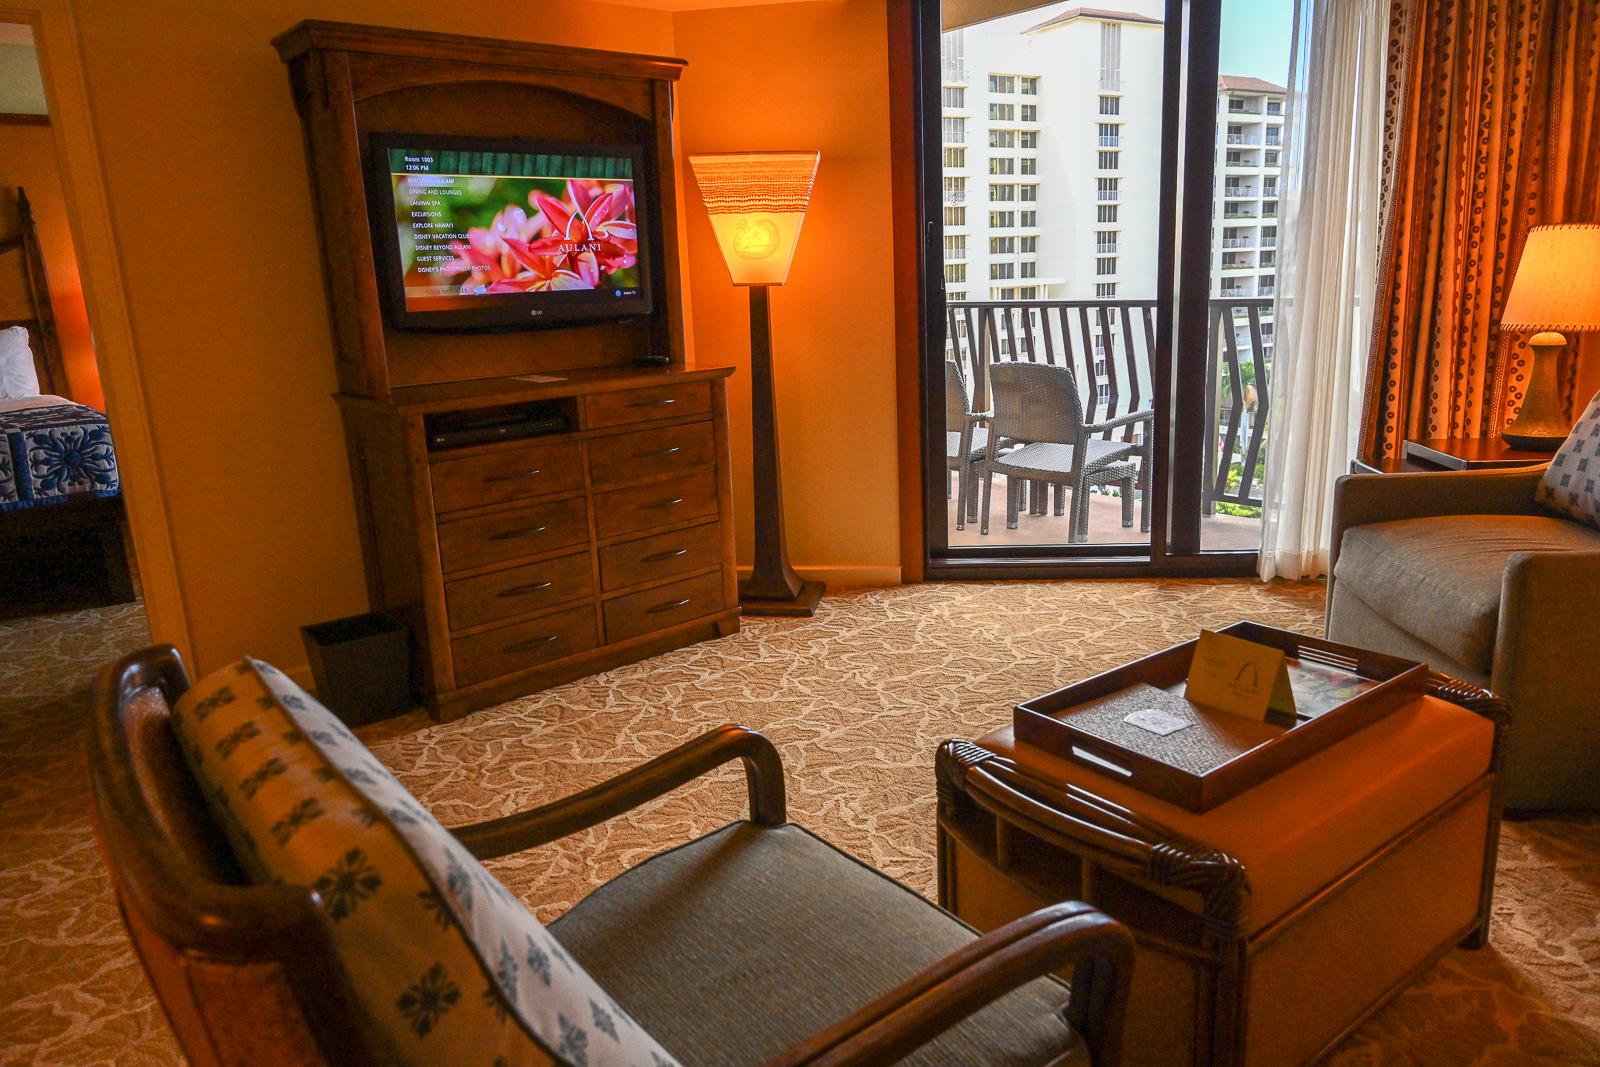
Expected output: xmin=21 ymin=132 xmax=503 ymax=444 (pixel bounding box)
xmin=1361 ymin=0 xmax=1600 ymax=461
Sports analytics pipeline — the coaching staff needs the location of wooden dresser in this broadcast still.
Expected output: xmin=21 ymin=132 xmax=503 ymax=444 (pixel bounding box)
xmin=276 ymin=23 xmax=740 ymax=720
xmin=339 ymin=366 xmax=737 ymax=720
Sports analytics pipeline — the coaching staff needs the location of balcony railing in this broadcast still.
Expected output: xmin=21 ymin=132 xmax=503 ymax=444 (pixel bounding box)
xmin=1257 ymin=286 xmax=1276 ymax=296
xmin=1204 ymin=298 xmax=1273 ymax=511
xmin=944 ymin=249 xmax=967 ymax=261
xmin=1226 ymin=134 xmax=1262 ymax=145
xmin=1097 ymin=243 xmax=1118 ymax=253
xmin=1259 ymin=237 xmax=1277 ymax=248
xmin=1221 ymin=237 xmax=1254 ymax=248
xmin=944 ymin=190 xmax=967 ymax=204
xmin=1099 ymin=75 xmax=1122 ymax=90
xmin=1098 ymin=135 xmax=1121 ymax=147
xmin=943 ymin=66 xmax=968 ymax=85
xmin=944 ymin=297 xmax=1275 ymax=517
xmin=1223 ymin=186 xmax=1257 ymax=198
xmin=1098 ymin=190 xmax=1119 ymax=201
xmin=1228 ymin=105 xmax=1262 ymax=114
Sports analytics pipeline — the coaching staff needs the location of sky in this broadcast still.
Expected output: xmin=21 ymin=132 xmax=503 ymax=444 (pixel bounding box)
xmin=1218 ymin=0 xmax=1295 ymax=87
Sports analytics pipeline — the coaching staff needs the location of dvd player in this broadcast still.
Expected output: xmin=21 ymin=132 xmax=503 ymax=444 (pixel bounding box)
xmin=425 ymin=401 xmax=569 ymax=451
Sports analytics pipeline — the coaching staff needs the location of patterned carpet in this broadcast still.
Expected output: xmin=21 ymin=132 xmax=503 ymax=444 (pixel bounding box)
xmin=1 ymin=579 xmax=1596 ymax=1066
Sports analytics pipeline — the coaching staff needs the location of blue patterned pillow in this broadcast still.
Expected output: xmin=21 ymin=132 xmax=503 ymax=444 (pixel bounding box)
xmin=170 ymin=657 xmax=682 ymax=1067
xmin=1536 ymin=388 xmax=1600 ymax=529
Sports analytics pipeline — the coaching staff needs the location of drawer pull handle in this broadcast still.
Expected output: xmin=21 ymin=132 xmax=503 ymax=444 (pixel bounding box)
xmin=488 ymin=526 xmax=547 ymax=541
xmin=643 ymin=548 xmax=689 ymax=563
xmin=645 ymin=497 xmax=685 ymax=509
xmin=497 ymin=582 xmax=554 ymax=598
xmin=647 ymin=597 xmax=693 ymax=614
xmin=641 ymin=447 xmax=681 ymax=457
xmin=630 ymin=398 xmax=677 ymax=408
xmin=503 ymin=635 xmax=558 ymax=653
xmin=485 ymin=469 xmax=542 ymax=483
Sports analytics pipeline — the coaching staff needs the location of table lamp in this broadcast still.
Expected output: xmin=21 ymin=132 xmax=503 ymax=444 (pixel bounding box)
xmin=1498 ymin=223 xmax=1600 ymax=450
xmin=689 ymin=150 xmax=825 ymax=616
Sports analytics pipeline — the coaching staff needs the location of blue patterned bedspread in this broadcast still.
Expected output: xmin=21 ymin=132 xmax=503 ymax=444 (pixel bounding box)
xmin=0 ymin=403 xmax=120 ymax=513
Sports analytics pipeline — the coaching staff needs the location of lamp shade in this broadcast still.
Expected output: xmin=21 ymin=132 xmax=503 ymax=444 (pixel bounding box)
xmin=688 ymin=151 xmax=820 ymax=286
xmin=1500 ymin=224 xmax=1600 ymax=332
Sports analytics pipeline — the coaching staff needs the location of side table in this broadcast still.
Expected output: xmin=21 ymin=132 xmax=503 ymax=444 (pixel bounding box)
xmin=935 ymin=676 xmax=1506 ymax=1067
xmin=1351 ymin=437 xmax=1552 ymax=475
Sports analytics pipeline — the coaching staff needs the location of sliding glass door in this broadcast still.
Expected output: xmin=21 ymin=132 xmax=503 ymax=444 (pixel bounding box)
xmin=916 ymin=0 xmax=1292 ymax=577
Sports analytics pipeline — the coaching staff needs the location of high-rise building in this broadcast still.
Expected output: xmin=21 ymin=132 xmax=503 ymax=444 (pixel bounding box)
xmin=1211 ymin=76 xmax=1287 ymax=363
xmin=940 ymin=8 xmax=1164 ymax=305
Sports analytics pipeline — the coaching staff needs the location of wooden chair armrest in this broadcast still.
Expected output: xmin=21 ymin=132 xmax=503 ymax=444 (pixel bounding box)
xmin=763 ymin=901 xmax=1134 ymax=1067
xmin=451 ymin=724 xmax=785 ymax=860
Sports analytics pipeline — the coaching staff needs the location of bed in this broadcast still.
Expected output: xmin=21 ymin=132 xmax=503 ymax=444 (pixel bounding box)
xmin=0 ymin=187 xmax=134 ymax=615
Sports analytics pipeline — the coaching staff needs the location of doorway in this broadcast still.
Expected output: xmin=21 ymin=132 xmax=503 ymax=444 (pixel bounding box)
xmin=914 ymin=0 xmax=1292 ymax=577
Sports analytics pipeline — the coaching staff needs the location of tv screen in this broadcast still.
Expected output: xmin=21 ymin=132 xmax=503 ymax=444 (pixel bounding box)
xmin=369 ymin=133 xmax=653 ymax=330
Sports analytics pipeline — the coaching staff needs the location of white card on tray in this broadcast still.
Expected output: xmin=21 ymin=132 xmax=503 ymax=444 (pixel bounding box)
xmin=1123 ymin=707 xmax=1194 ymax=736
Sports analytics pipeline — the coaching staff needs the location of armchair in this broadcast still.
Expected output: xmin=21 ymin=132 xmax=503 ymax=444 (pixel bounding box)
xmin=1326 ymin=465 xmax=1600 ymax=809
xmin=91 ymin=645 xmax=1137 ymax=1067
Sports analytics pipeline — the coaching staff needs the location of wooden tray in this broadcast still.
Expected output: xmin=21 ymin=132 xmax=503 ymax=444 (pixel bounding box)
xmin=1014 ymin=622 xmax=1428 ymax=812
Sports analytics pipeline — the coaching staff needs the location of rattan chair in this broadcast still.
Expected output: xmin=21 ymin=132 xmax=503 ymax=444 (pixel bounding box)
xmin=945 ymin=359 xmax=990 ymax=531
xmin=979 ymin=362 xmax=1153 ymax=543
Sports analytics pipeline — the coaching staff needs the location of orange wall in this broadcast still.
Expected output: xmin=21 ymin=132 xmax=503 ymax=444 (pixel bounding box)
xmin=68 ymin=0 xmax=901 ymax=678
xmin=0 ymin=122 xmax=101 ymax=408
xmin=674 ymin=0 xmax=902 ymax=580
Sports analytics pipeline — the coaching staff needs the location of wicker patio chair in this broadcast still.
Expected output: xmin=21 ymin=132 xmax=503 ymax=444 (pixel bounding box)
xmin=978 ymin=362 xmax=1153 ymax=543
xmin=945 ymin=359 xmax=990 ymax=530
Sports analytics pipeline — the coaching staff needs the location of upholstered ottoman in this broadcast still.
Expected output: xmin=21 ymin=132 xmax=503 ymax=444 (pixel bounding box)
xmin=936 ymin=679 xmax=1505 ymax=1067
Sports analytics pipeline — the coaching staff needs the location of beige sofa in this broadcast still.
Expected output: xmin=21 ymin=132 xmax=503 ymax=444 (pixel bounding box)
xmin=1327 ymin=465 xmax=1600 ymax=811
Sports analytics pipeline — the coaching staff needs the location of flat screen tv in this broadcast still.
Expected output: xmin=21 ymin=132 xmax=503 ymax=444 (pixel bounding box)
xmin=368 ymin=132 xmax=653 ymax=331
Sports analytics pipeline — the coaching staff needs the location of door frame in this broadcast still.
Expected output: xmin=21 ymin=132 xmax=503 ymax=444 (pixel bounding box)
xmin=1 ymin=1 xmax=194 ymax=659
xmin=891 ymin=0 xmax=1257 ymax=581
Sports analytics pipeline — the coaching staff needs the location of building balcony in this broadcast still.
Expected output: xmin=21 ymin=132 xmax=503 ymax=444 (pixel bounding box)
xmin=1260 ymin=237 xmax=1277 ymax=248
xmin=1096 ymin=243 xmax=1118 ymax=253
xmin=1220 ymin=262 xmax=1254 ymax=270
xmin=1225 ymin=134 xmax=1262 ymax=145
xmin=1098 ymin=135 xmax=1121 ymax=147
xmin=1223 ymin=188 xmax=1258 ymax=199
xmin=1258 ymin=286 xmax=1276 ymax=296
xmin=943 ymin=66 xmax=968 ymax=85
xmin=1227 ymin=105 xmax=1263 ymax=115
xmin=1098 ymin=191 xmax=1119 ymax=202
xmin=1099 ymin=76 xmax=1122 ymax=90
xmin=944 ymin=190 xmax=967 ymax=204
xmin=1221 ymin=237 xmax=1254 ymax=248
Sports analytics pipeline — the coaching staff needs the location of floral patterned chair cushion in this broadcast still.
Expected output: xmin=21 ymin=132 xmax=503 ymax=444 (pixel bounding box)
xmin=169 ymin=657 xmax=681 ymax=1067
xmin=1537 ymin=387 xmax=1600 ymax=529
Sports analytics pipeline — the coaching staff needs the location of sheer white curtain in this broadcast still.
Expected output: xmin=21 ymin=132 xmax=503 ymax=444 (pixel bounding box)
xmin=1257 ymin=0 xmax=1388 ymax=581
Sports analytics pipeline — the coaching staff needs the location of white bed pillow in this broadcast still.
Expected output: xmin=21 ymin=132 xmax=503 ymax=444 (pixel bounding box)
xmin=0 ymin=326 xmax=41 ymax=400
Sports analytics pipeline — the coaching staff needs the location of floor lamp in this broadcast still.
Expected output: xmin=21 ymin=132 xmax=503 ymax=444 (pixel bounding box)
xmin=688 ymin=151 xmax=825 ymax=617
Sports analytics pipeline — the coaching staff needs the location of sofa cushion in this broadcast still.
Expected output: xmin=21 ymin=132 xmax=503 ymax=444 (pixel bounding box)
xmin=1537 ymin=387 xmax=1600 ymax=529
xmin=169 ymin=657 xmax=682 ymax=1067
xmin=1333 ymin=514 xmax=1600 ymax=671
xmin=550 ymin=821 xmax=1088 ymax=1067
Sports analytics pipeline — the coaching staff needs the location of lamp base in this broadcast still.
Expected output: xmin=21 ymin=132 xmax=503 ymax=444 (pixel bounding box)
xmin=1499 ymin=429 xmax=1568 ymax=452
xmin=739 ymin=579 xmax=826 ymax=618
xmin=1502 ymin=334 xmax=1572 ymax=452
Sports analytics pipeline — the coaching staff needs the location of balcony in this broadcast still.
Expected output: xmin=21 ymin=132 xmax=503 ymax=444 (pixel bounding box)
xmin=1097 ymin=190 xmax=1119 ymax=202
xmin=1257 ymin=286 xmax=1276 ymax=296
xmin=944 ymin=190 xmax=967 ymax=204
xmin=1221 ymin=262 xmax=1254 ymax=270
xmin=1227 ymin=104 xmax=1262 ymax=115
xmin=1099 ymin=75 xmax=1122 ymax=90
xmin=943 ymin=66 xmax=968 ymax=85
xmin=1221 ymin=237 xmax=1254 ymax=248
xmin=1098 ymin=135 xmax=1121 ymax=147
xmin=942 ymin=297 xmax=1271 ymax=547
xmin=1225 ymin=134 xmax=1262 ymax=145
xmin=1096 ymin=243 xmax=1118 ymax=253
xmin=1260 ymin=237 xmax=1277 ymax=248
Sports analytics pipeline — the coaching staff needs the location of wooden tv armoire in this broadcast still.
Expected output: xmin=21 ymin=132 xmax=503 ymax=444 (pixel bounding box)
xmin=275 ymin=22 xmax=739 ymax=721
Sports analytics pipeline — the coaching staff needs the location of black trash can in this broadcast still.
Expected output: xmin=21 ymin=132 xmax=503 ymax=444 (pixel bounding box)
xmin=300 ymin=611 xmax=414 ymax=727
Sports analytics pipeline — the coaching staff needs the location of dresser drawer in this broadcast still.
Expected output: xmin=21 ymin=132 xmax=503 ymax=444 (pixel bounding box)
xmin=588 ymin=422 xmax=715 ymax=487
xmin=436 ymin=496 xmax=589 ymax=574
xmin=592 ymin=469 xmax=718 ymax=540
xmin=599 ymin=522 xmax=722 ymax=593
xmin=445 ymin=551 xmax=593 ymax=631
xmin=430 ymin=439 xmax=584 ymax=513
xmin=585 ymin=381 xmax=711 ymax=430
xmin=451 ymin=604 xmax=598 ymax=688
xmin=603 ymin=571 xmax=725 ymax=645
